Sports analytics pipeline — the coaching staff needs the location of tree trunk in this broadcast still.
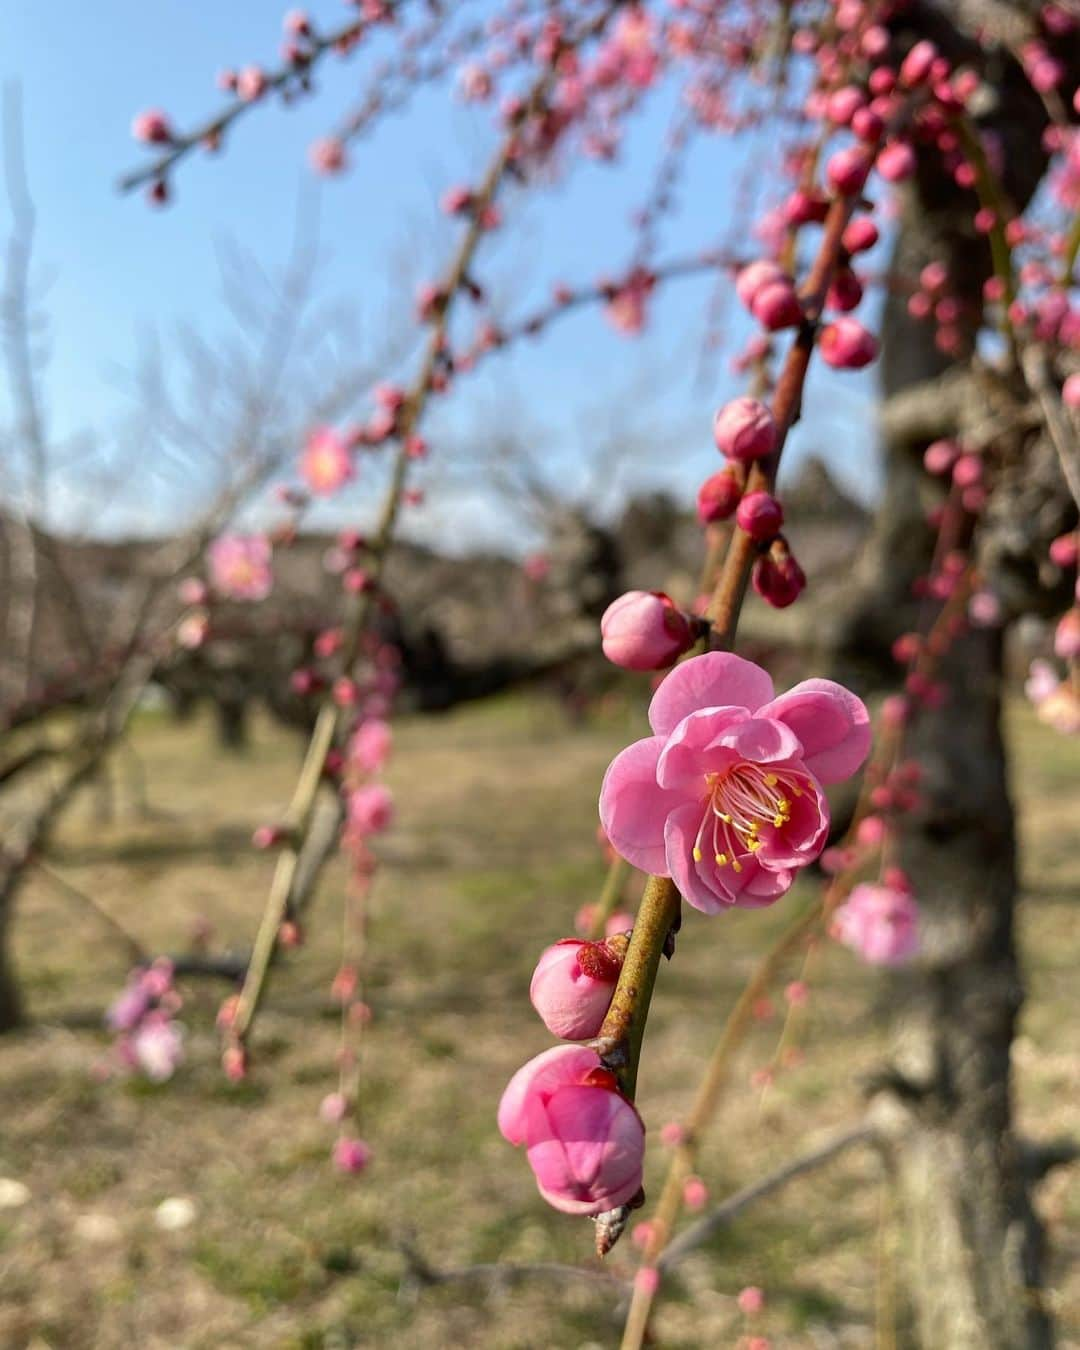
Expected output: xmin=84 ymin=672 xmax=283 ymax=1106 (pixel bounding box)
xmin=824 ymin=4 xmax=1067 ymax=1343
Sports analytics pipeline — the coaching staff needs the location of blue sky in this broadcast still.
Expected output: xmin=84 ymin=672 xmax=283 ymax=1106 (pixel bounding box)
xmin=3 ymin=2 xmax=882 ymax=551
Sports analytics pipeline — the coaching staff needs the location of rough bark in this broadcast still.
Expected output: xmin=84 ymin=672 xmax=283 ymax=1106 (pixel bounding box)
xmin=825 ymin=3 xmax=1069 ymax=1344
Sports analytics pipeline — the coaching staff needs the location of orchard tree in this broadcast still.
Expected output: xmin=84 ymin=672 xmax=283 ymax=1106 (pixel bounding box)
xmin=46 ymin=0 xmax=1080 ymax=1346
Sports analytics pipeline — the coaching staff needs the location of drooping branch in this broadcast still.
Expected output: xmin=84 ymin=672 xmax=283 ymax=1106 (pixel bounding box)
xmin=228 ymin=3 xmax=626 ymax=1054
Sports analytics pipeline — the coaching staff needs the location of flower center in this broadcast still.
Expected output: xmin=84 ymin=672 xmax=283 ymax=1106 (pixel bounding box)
xmin=692 ymin=764 xmax=804 ymax=872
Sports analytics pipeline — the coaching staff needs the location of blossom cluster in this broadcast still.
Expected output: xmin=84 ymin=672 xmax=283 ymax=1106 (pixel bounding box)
xmin=106 ymin=959 xmax=184 ymax=1082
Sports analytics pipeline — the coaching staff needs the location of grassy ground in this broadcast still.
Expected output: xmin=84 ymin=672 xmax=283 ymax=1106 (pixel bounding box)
xmin=1 ymin=692 xmax=1078 ymax=1349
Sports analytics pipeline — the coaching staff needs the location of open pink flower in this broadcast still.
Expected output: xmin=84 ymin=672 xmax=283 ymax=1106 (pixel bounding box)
xmin=208 ymin=534 xmax=273 ymax=602
xmin=346 ymin=784 xmax=394 ymax=837
xmin=832 ymin=882 xmax=919 ymax=965
xmin=301 ymin=427 xmax=353 ymax=496
xmin=599 ymin=653 xmax=870 ymax=913
xmin=499 ymin=1046 xmax=645 ymax=1215
xmin=130 ymin=1013 xmax=184 ymax=1082
xmin=348 ymin=719 xmax=393 ymax=774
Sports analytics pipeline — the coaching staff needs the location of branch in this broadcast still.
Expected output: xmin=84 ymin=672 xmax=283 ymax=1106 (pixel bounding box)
xmin=658 ymin=1124 xmax=877 ymax=1270
xmin=116 ymin=6 xmax=402 ymax=194
xmin=228 ymin=4 xmax=624 ymax=1053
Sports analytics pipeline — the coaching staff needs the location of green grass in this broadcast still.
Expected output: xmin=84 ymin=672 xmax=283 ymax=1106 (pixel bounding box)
xmin=0 ymin=691 xmax=1077 ymax=1347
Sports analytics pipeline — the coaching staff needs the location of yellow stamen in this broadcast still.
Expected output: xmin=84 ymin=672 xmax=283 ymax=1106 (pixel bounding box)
xmin=692 ymin=846 xmax=702 ymax=862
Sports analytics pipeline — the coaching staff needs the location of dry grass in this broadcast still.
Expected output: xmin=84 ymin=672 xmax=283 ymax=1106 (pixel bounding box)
xmin=1 ymin=693 xmax=1078 ymax=1348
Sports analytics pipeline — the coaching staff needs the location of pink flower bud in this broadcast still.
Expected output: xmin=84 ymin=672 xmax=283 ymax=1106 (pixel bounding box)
xmin=880 ymin=694 xmax=909 ymax=729
xmin=682 ymin=1175 xmax=708 ymax=1210
xmin=855 ymin=815 xmax=886 ymax=847
xmin=529 ymin=938 xmax=624 ymax=1039
xmin=348 ymin=719 xmax=393 ymax=774
xmin=222 ymin=1043 xmax=247 ymax=1082
xmin=309 ymin=137 xmax=347 ymax=175
xmin=319 ymin=1092 xmax=348 ymax=1123
xmin=236 ymin=66 xmax=268 ymax=101
xmin=178 ymin=576 xmax=208 ymax=606
xmin=751 ymin=279 xmax=804 ymax=331
xmin=826 ymin=146 xmax=871 ymax=196
xmin=842 ymin=216 xmax=879 ymax=254
xmin=752 ymin=538 xmax=806 ymax=608
xmin=332 ymin=1137 xmax=372 ymax=1174
xmin=851 ymin=106 xmax=885 ymax=142
xmin=736 ymin=490 xmax=784 ymax=541
xmin=827 ymin=268 xmax=863 ymax=313
xmin=827 ymin=86 xmax=865 ymax=125
xmin=634 ymin=1267 xmax=661 ymax=1296
xmin=951 ymin=453 xmax=983 ymax=487
xmin=346 ymin=784 xmax=394 ymax=836
xmin=132 ymin=109 xmax=173 ymax=144
xmin=659 ymin=1120 xmax=686 ymax=1147
xmin=602 ymin=907 xmax=637 ymax=939
xmin=1054 ymin=609 xmax=1080 ymax=660
xmin=697 ymin=468 xmax=743 ymax=523
xmin=876 ymin=140 xmax=916 ymax=181
xmin=713 ymin=397 xmax=777 ymax=463
xmin=252 ymin=823 xmax=286 ymax=850
xmin=600 ymin=591 xmax=695 ymax=671
xmin=498 ymin=1046 xmax=645 ymax=1215
xmin=735 ymin=260 xmax=785 ymax=309
xmin=819 ymin=318 xmax=879 ymax=368
xmin=900 ymin=40 xmax=938 ymax=86
xmin=1063 ymin=373 xmax=1080 ymax=409
xmin=784 ymin=980 xmax=809 ymax=1006
xmin=738 ymin=1285 xmax=765 ymax=1316
xmin=923 ymin=439 xmax=960 ymax=475
xmin=784 ymin=189 xmax=829 ymax=226
xmin=1049 ymin=532 xmax=1078 ymax=568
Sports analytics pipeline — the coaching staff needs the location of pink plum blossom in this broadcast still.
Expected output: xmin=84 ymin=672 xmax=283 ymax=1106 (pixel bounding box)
xmin=498 ymin=1046 xmax=645 ymax=1215
xmin=600 ymin=591 xmax=695 ymax=671
xmin=346 ymin=784 xmax=394 ymax=836
xmin=529 ymin=938 xmax=623 ymax=1040
xmin=130 ymin=1013 xmax=184 ymax=1082
xmin=348 ymin=719 xmax=393 ymax=774
xmin=697 ymin=468 xmax=742 ymax=523
xmin=713 ymin=398 xmax=777 ymax=463
xmin=301 ymin=427 xmax=354 ymax=496
xmin=208 ymin=534 xmax=273 ymax=602
xmin=333 ymin=1137 xmax=373 ymax=1174
xmin=599 ymin=652 xmax=870 ymax=913
xmin=819 ymin=318 xmax=879 ymax=369
xmin=833 ymin=882 xmax=919 ymax=965
xmin=131 ymin=109 xmax=173 ymax=144
xmin=736 ymin=491 xmax=784 ymax=541
xmin=309 ymin=137 xmax=347 ymax=175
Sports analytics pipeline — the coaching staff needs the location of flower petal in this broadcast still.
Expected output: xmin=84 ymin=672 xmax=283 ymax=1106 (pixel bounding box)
xmin=665 ymin=801 xmax=730 ymax=914
xmin=753 ymin=775 xmax=830 ymax=869
xmin=655 ymin=707 xmax=747 ymax=789
xmin=497 ymin=1045 xmax=598 ymax=1146
xmin=599 ymin=736 xmax=681 ymax=874
xmin=665 ymin=801 xmax=796 ymax=912
xmin=757 ymin=679 xmax=871 ymax=784
xmin=648 ymin=652 xmax=775 ymax=737
xmin=714 ymin=717 xmax=804 ymax=764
